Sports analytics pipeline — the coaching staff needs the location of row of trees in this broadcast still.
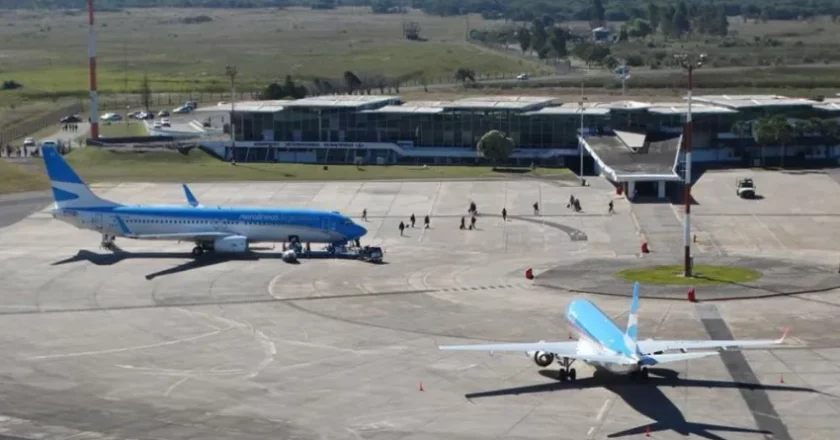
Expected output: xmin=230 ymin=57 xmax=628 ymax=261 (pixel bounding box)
xmin=733 ymin=115 xmax=840 ymax=165
xmin=516 ymin=18 xmax=569 ymax=60
xmin=7 ymin=0 xmax=840 ymax=23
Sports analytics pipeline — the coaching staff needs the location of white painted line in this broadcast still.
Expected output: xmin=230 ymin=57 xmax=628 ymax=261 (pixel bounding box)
xmin=595 ymin=399 xmax=610 ymax=422
xmin=27 ymin=328 xmax=229 ymax=361
xmin=420 ymin=181 xmax=442 ymax=243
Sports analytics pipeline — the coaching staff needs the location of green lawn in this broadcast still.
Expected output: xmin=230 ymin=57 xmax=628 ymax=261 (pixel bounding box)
xmin=616 ymin=265 xmax=762 ymax=286
xmin=55 ymin=147 xmax=570 ymax=183
xmin=99 ymin=122 xmax=148 ymax=138
xmin=0 ymin=160 xmax=50 ymax=195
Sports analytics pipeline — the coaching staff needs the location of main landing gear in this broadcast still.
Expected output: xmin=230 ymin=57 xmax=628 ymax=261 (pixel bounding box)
xmin=191 ymin=243 xmax=214 ymax=258
xmin=557 ymin=357 xmax=577 ymax=382
xmin=630 ymin=367 xmax=650 ymax=381
xmin=100 ymin=234 xmax=116 ymax=251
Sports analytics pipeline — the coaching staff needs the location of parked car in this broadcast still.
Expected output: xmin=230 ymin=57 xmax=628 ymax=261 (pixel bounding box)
xmin=185 ymin=100 xmax=198 ymax=110
xmin=23 ymin=137 xmax=36 ymax=148
xmin=101 ymin=113 xmax=122 ymax=121
xmin=152 ymin=121 xmax=162 ymax=129
xmin=516 ymin=73 xmax=529 ymax=81
xmin=157 ymin=110 xmax=170 ymax=118
xmin=173 ymin=105 xmax=192 ymax=114
xmin=60 ymin=115 xmax=81 ymax=123
xmin=161 ymin=118 xmax=171 ymax=127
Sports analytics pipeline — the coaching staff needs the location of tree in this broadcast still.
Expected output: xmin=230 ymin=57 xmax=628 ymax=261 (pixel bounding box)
xmin=647 ymin=2 xmax=660 ymax=32
xmin=140 ymin=73 xmax=152 ymax=112
xmin=672 ymin=1 xmax=691 ymax=37
xmin=517 ymin=27 xmax=531 ymax=53
xmin=454 ymin=68 xmax=476 ymax=84
xmin=754 ymin=115 xmax=793 ymax=167
xmin=591 ymin=0 xmax=605 ymax=25
xmin=477 ymin=130 xmax=515 ymax=164
xmin=627 ymin=18 xmax=653 ymax=38
xmin=531 ymin=18 xmax=547 ymax=54
xmin=343 ymin=71 xmax=362 ymax=94
xmin=548 ymin=26 xmax=567 ymax=58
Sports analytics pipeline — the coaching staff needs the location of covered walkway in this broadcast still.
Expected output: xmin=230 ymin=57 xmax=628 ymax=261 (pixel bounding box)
xmin=580 ymin=130 xmax=683 ymax=200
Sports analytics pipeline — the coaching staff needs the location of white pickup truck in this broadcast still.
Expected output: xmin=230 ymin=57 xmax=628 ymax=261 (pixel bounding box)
xmin=736 ymin=178 xmax=756 ymax=199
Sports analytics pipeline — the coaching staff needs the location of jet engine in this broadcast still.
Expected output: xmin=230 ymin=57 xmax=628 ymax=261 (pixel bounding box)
xmin=282 ymin=249 xmax=297 ymax=263
xmin=214 ymin=235 xmax=248 ymax=253
xmin=531 ymin=351 xmax=555 ymax=367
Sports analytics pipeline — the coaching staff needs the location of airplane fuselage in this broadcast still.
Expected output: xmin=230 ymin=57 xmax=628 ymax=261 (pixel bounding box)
xmin=565 ymin=299 xmax=640 ymax=374
xmin=52 ymin=205 xmax=365 ymax=244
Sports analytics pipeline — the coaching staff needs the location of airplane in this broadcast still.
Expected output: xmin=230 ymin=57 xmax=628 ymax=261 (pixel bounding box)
xmin=40 ymin=146 xmax=368 ymax=258
xmin=439 ymin=282 xmax=789 ymax=382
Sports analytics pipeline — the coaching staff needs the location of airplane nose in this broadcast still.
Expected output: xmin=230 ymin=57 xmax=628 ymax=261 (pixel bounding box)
xmin=353 ymin=223 xmax=368 ymax=238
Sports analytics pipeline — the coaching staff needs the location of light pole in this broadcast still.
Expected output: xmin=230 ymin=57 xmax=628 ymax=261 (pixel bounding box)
xmin=675 ymin=53 xmax=706 ymax=277
xmin=225 ymin=65 xmax=237 ymax=163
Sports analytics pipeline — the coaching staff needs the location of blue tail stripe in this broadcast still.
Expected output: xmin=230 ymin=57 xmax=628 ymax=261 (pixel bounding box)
xmin=42 ymin=146 xmax=85 ymax=185
xmin=52 ymin=187 xmax=80 ymax=202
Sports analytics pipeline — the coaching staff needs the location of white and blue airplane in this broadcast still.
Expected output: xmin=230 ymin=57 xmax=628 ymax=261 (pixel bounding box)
xmin=41 ymin=146 xmax=368 ymax=257
xmin=440 ymin=282 xmax=789 ymax=381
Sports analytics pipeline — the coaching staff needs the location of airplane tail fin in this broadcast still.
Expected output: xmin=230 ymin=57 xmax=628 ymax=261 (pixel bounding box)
xmin=625 ymin=282 xmax=641 ymax=354
xmin=183 ymin=184 xmax=201 ymax=207
xmin=41 ymin=146 xmax=119 ymax=209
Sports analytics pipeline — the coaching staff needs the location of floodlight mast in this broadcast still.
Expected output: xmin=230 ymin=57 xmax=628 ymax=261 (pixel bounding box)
xmin=675 ymin=53 xmax=706 ymax=278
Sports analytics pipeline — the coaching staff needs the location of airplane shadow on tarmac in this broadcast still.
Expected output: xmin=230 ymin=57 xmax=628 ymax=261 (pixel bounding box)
xmin=52 ymin=245 xmax=300 ymax=280
xmin=463 ymin=368 xmax=825 ymax=440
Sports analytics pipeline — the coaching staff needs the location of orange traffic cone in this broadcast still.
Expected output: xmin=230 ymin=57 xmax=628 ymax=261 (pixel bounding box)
xmin=419 ymin=381 xmax=424 ymax=391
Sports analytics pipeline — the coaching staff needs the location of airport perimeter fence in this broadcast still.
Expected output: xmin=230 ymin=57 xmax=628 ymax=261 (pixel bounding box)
xmin=0 ymin=102 xmax=83 ymax=147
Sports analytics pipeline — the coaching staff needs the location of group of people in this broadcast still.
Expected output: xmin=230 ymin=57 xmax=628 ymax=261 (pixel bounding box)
xmin=62 ymin=124 xmax=81 ymax=132
xmin=360 ymin=194 xmax=615 ymax=238
xmin=398 ymin=213 xmax=430 ymax=235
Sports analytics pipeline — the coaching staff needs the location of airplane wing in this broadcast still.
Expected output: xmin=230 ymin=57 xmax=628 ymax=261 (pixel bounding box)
xmin=637 ymin=328 xmax=789 ymax=355
xmin=640 ymin=351 xmax=721 ymax=365
xmin=438 ymin=342 xmax=638 ymax=365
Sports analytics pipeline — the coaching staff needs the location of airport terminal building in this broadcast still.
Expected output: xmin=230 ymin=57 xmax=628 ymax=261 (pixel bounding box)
xmin=198 ymin=94 xmax=840 ymax=199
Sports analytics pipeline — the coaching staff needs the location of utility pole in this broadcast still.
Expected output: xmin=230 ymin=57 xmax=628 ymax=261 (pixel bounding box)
xmin=225 ymin=65 xmax=238 ymax=163
xmin=675 ymin=53 xmax=706 ymax=278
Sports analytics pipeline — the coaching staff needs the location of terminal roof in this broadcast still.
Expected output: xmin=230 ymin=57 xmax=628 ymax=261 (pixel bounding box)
xmin=283 ymin=95 xmax=402 ymax=109
xmin=196 ymin=100 xmax=290 ymax=113
xmin=647 ymin=102 xmax=737 ymax=115
xmin=689 ymin=94 xmax=817 ymax=109
xmin=364 ymin=101 xmax=447 ymax=114
xmin=443 ymin=96 xmax=556 ymax=111
xmin=525 ymin=102 xmax=611 ymax=115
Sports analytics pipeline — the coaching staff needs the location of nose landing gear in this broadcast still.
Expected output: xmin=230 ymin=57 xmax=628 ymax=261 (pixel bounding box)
xmin=557 ymin=357 xmax=577 ymax=382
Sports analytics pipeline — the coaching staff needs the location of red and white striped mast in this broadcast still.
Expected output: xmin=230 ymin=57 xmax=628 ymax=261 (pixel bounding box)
xmin=88 ymin=0 xmax=99 ymax=139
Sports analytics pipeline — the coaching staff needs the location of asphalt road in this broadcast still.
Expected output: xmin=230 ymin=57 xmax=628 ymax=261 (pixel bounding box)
xmin=0 ymin=191 xmax=52 ymax=229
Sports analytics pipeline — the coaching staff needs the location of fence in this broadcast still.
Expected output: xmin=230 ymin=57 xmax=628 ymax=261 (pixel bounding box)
xmin=0 ymin=102 xmax=83 ymax=147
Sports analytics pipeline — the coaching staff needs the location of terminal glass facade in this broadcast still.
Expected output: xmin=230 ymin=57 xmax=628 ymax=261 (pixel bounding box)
xmin=233 ymin=107 xmax=611 ymax=149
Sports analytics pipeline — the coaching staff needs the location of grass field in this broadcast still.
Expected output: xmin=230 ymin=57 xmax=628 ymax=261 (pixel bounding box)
xmin=0 ymin=148 xmax=571 ymax=194
xmin=0 ymin=7 xmax=551 ymax=103
xmin=0 ymin=160 xmax=50 ymax=194
xmin=616 ymin=265 xmax=762 ymax=286
xmin=99 ymin=122 xmax=148 ymax=137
